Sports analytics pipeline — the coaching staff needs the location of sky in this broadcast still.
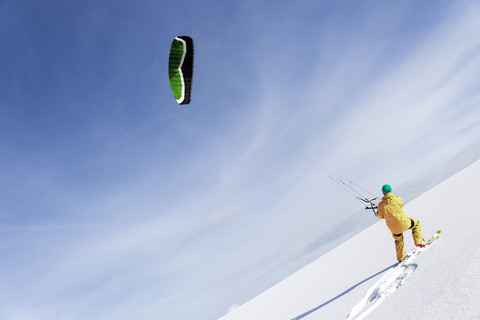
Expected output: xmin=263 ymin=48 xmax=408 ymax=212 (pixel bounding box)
xmin=0 ymin=0 xmax=480 ymax=319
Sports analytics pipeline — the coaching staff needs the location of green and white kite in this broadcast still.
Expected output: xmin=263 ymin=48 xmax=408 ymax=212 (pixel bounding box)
xmin=168 ymin=36 xmax=194 ymax=105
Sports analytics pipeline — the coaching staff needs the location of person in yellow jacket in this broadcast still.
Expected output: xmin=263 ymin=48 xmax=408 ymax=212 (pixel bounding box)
xmin=376 ymin=184 xmax=424 ymax=262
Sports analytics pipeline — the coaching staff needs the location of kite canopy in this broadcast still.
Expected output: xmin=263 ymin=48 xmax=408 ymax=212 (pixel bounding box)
xmin=168 ymin=36 xmax=194 ymax=105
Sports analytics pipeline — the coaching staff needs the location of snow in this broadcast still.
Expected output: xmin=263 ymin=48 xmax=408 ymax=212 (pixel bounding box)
xmin=219 ymin=160 xmax=480 ymax=320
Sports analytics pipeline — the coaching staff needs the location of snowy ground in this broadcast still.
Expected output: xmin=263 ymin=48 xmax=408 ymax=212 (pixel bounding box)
xmin=219 ymin=160 xmax=480 ymax=320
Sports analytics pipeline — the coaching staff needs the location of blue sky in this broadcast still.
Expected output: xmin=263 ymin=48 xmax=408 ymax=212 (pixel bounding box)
xmin=1 ymin=0 xmax=480 ymax=319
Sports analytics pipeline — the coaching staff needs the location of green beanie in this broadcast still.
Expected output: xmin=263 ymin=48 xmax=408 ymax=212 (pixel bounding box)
xmin=382 ymin=184 xmax=392 ymax=195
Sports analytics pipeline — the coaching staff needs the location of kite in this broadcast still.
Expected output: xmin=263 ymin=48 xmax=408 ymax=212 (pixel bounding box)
xmin=168 ymin=36 xmax=194 ymax=105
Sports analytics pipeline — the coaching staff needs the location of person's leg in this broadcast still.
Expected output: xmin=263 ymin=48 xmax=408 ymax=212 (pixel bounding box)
xmin=393 ymin=233 xmax=405 ymax=262
xmin=410 ymin=218 xmax=424 ymax=245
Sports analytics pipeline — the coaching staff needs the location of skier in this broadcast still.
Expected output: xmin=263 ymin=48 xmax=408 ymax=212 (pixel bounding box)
xmin=376 ymin=184 xmax=425 ymax=262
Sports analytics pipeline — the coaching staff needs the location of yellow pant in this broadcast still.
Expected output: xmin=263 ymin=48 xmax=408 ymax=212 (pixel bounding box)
xmin=392 ymin=218 xmax=424 ymax=261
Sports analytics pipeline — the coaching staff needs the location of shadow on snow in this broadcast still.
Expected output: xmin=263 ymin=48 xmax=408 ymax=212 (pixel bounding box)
xmin=291 ymin=264 xmax=396 ymax=320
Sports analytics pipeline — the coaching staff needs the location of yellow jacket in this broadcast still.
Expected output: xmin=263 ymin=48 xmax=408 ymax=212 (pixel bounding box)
xmin=376 ymin=193 xmax=412 ymax=235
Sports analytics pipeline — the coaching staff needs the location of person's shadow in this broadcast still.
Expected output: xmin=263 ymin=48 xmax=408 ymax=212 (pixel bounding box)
xmin=291 ymin=264 xmax=396 ymax=320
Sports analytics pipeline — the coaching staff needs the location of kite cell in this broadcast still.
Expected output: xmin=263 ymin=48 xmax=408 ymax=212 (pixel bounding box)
xmin=168 ymin=36 xmax=194 ymax=105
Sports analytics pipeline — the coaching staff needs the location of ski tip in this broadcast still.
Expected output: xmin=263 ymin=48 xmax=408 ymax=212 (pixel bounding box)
xmin=436 ymin=230 xmax=442 ymax=234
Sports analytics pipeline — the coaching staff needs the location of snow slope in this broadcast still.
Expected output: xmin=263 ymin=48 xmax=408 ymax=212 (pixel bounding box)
xmin=219 ymin=159 xmax=480 ymax=320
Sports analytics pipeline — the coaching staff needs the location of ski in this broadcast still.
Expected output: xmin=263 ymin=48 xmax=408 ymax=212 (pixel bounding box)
xmin=425 ymin=229 xmax=442 ymax=245
xmin=410 ymin=229 xmax=441 ymax=257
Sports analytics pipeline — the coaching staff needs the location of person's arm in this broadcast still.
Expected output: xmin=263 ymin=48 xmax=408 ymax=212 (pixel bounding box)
xmin=376 ymin=203 xmax=384 ymax=219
